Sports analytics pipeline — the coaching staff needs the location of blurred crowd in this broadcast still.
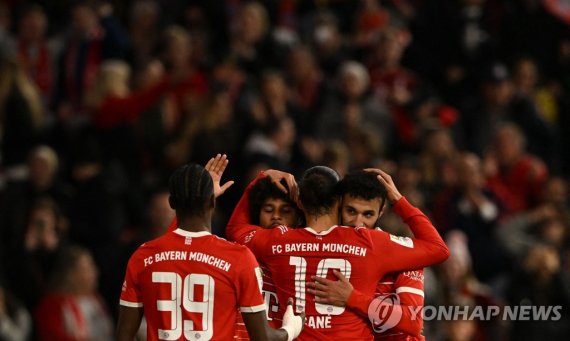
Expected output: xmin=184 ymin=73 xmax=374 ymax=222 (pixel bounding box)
xmin=0 ymin=0 xmax=569 ymax=340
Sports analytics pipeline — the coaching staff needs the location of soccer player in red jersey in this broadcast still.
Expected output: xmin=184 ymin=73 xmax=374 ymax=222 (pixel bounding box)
xmin=234 ymin=175 xmax=304 ymax=340
xmin=163 ymin=155 xmax=303 ymax=340
xmin=227 ymin=166 xmax=449 ymax=340
xmin=308 ymin=170 xmax=426 ymax=340
xmin=116 ymin=163 xmax=304 ymax=341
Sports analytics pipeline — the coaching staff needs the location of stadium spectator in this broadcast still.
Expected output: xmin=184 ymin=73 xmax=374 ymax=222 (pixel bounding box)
xmin=35 ymin=245 xmax=113 ymax=341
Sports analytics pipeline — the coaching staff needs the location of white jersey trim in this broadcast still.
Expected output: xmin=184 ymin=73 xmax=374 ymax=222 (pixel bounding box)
xmin=395 ymin=286 xmax=424 ymax=297
xmin=119 ymin=299 xmax=143 ymax=307
xmin=304 ymin=225 xmax=341 ymax=236
xmin=173 ymin=229 xmax=211 ymax=237
xmin=240 ymin=304 xmax=267 ymax=313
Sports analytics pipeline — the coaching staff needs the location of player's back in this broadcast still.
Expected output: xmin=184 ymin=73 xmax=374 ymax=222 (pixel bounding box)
xmin=120 ymin=229 xmax=265 ymax=341
xmin=259 ymin=225 xmax=386 ymax=340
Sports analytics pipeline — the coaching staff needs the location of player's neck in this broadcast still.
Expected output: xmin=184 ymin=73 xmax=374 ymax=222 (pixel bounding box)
xmin=176 ymin=216 xmax=211 ymax=233
xmin=305 ymin=214 xmax=339 ymax=233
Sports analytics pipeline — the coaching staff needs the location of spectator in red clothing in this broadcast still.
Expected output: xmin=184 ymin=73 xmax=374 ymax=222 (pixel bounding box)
xmin=159 ymin=25 xmax=208 ymax=135
xmin=84 ymin=59 xmax=171 ymax=130
xmin=35 ymin=245 xmax=113 ymax=341
xmin=367 ymin=26 xmax=425 ymax=155
xmin=53 ymin=2 xmax=129 ymax=116
xmin=353 ymin=0 xmax=391 ymax=51
xmin=484 ymin=123 xmax=549 ymax=213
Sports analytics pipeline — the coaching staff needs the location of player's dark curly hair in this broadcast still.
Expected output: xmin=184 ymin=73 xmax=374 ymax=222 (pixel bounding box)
xmin=249 ymin=177 xmax=300 ymax=226
xmin=299 ymin=166 xmax=340 ymax=217
xmin=168 ymin=164 xmax=214 ymax=217
xmin=338 ymin=170 xmax=388 ymax=211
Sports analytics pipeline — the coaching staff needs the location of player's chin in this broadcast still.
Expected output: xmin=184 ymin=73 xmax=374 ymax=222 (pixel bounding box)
xmin=269 ymin=222 xmax=283 ymax=228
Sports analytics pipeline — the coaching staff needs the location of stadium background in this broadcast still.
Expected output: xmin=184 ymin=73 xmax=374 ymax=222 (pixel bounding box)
xmin=0 ymin=0 xmax=569 ymax=339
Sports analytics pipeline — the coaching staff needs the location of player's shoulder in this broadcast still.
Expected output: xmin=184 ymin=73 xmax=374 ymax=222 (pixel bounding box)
xmin=245 ymin=224 xmax=293 ymax=242
xmin=209 ymin=234 xmax=257 ymax=258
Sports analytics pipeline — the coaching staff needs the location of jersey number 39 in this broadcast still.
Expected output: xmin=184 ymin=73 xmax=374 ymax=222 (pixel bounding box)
xmin=152 ymin=272 xmax=214 ymax=340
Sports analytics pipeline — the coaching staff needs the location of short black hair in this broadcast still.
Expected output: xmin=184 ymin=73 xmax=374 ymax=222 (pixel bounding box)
xmin=168 ymin=164 xmax=214 ymax=217
xmin=248 ymin=177 xmax=299 ymax=226
xmin=338 ymin=170 xmax=387 ymax=211
xmin=299 ymin=166 xmax=340 ymax=217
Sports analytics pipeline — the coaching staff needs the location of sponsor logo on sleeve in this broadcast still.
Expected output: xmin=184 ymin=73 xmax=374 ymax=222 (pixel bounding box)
xmin=389 ymin=235 xmax=414 ymax=248
xmin=255 ymin=267 xmax=263 ymax=294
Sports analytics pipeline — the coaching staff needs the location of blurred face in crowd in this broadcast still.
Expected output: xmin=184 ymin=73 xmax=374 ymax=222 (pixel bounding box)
xmin=341 ymin=71 xmax=367 ymax=100
xmin=457 ymin=153 xmax=484 ymax=190
xmin=341 ymin=195 xmax=382 ymax=228
xmin=71 ymin=253 xmax=99 ymax=294
xmin=513 ymin=58 xmax=538 ymax=92
xmin=375 ymin=29 xmax=407 ymax=68
xmin=262 ymin=73 xmax=287 ymax=103
xmin=273 ymin=117 xmax=296 ymax=151
xmin=237 ymin=3 xmax=267 ymax=44
xmin=25 ymin=206 xmax=59 ymax=251
xmin=493 ymin=125 xmax=524 ymax=165
xmin=259 ymin=198 xmax=299 ymax=228
xmin=288 ymin=48 xmax=315 ymax=83
xmin=164 ymin=28 xmax=192 ymax=69
xmin=542 ymin=177 xmax=568 ymax=206
xmin=28 ymin=150 xmax=57 ymax=190
xmin=19 ymin=8 xmax=47 ymax=41
xmin=483 ymin=80 xmax=513 ymax=107
xmin=425 ymin=129 xmax=455 ymax=159
xmin=71 ymin=5 xmax=98 ymax=35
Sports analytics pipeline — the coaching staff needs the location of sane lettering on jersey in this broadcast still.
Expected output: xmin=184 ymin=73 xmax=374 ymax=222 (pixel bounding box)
xmin=271 ymin=243 xmax=367 ymax=256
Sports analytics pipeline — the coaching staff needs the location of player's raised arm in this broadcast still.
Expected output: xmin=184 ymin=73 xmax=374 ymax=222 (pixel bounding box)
xmin=365 ymin=168 xmax=449 ymax=272
xmin=165 ymin=154 xmax=234 ymax=233
xmin=226 ymin=169 xmax=297 ymax=244
xmin=226 ymin=171 xmax=268 ymax=243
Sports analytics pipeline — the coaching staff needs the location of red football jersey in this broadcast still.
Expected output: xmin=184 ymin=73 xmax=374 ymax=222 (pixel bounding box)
xmin=375 ymin=270 xmax=425 ymax=340
xmin=120 ymin=229 xmax=265 ymax=341
xmin=227 ymin=174 xmax=449 ymax=340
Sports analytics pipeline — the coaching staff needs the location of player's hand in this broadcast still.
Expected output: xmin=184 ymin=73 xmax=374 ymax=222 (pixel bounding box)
xmin=264 ymin=169 xmax=299 ymax=203
xmin=364 ymin=168 xmax=402 ymax=204
xmin=307 ymin=270 xmax=352 ymax=307
xmin=281 ymin=297 xmax=305 ymax=340
xmin=205 ymin=154 xmax=234 ymax=198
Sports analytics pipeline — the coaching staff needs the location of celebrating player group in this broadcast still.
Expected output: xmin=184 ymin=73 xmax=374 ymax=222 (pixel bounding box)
xmin=117 ymin=154 xmax=450 ymax=341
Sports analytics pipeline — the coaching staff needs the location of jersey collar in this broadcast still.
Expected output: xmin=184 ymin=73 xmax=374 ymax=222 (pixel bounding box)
xmin=304 ymin=225 xmax=339 ymax=236
xmin=173 ymin=229 xmax=211 ymax=238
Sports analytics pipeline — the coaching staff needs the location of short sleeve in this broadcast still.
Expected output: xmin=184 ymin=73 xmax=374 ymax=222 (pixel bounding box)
xmin=236 ymin=248 xmax=266 ymax=313
xmin=119 ymin=253 xmax=143 ymax=307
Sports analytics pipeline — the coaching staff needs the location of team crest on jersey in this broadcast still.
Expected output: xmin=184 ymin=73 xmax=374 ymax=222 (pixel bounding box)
xmin=277 ymin=225 xmax=288 ymax=234
xmin=389 ymin=235 xmax=414 ymax=248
